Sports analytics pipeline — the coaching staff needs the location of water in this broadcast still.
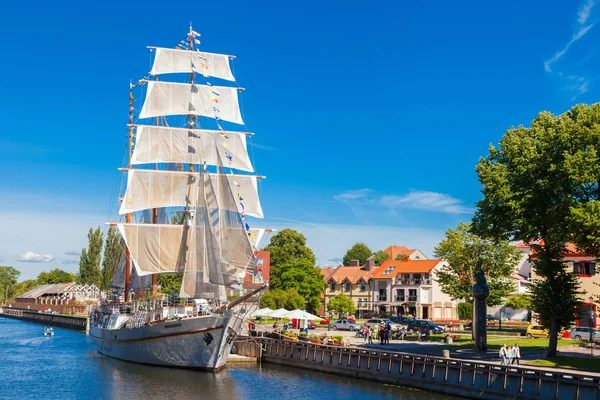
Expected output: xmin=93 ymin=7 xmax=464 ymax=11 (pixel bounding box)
xmin=0 ymin=318 xmax=457 ymax=399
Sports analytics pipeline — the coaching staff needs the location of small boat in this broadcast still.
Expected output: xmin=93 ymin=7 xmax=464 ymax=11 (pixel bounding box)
xmin=43 ymin=327 xmax=54 ymax=337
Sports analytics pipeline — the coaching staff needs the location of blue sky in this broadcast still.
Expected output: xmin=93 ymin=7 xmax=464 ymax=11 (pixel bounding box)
xmin=1 ymin=0 xmax=598 ymax=279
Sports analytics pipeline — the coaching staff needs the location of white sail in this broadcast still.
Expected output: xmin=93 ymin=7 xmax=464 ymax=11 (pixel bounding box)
xmin=119 ymin=169 xmax=263 ymax=218
xmin=139 ymin=81 xmax=244 ymax=125
xmin=131 ymin=125 xmax=253 ymax=172
xmin=118 ymin=222 xmax=258 ymax=278
xmin=117 ymin=223 xmax=192 ymax=275
xmin=110 ymin=246 xmax=153 ymax=289
xmin=150 ymin=47 xmax=235 ymax=81
xmin=248 ymin=228 xmax=266 ymax=249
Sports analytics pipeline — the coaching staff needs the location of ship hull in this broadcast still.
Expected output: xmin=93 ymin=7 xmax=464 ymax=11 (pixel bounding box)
xmin=90 ymin=313 xmax=243 ymax=370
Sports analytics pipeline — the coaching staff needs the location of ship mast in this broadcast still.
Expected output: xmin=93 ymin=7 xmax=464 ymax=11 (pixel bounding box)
xmin=188 ymin=24 xmax=196 ymax=173
xmin=125 ymin=83 xmax=134 ymax=303
xmin=152 ymin=75 xmax=159 ymax=297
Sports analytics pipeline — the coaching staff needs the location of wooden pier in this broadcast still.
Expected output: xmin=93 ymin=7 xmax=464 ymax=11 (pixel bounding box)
xmin=0 ymin=307 xmax=88 ymax=332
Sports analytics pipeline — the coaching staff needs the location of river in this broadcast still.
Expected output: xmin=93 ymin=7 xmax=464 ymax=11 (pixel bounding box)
xmin=0 ymin=317 xmax=459 ymax=399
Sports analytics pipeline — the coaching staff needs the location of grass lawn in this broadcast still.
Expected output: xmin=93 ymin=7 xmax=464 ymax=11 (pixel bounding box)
xmin=530 ymin=356 xmax=600 ymax=372
xmin=444 ymin=338 xmax=586 ymax=351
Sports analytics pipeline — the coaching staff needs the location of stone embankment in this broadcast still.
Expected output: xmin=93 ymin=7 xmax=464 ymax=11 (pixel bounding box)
xmin=234 ymin=336 xmax=600 ymax=400
xmin=0 ymin=307 xmax=88 ymax=331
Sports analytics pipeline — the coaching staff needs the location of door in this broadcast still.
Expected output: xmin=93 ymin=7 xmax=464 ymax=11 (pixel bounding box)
xmin=422 ymin=306 xmax=429 ymax=320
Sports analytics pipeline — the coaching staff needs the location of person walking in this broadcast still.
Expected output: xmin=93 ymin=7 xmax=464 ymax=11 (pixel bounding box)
xmin=379 ymin=325 xmax=385 ymax=344
xmin=499 ymin=344 xmax=508 ymax=366
xmin=507 ymin=344 xmax=514 ymax=366
xmin=367 ymin=326 xmax=374 ymax=344
xmin=512 ymin=344 xmax=520 ymax=366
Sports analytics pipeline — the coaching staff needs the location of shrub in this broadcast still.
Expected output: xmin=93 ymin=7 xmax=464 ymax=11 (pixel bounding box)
xmin=458 ymin=302 xmax=473 ymax=320
xmin=331 ymin=335 xmax=343 ymax=342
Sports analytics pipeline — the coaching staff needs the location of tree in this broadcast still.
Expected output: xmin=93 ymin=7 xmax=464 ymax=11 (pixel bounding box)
xmin=457 ymin=302 xmax=473 ymax=320
xmin=434 ymin=223 xmax=520 ymax=306
xmin=37 ymin=269 xmax=75 ymax=285
xmin=12 ymin=279 xmax=37 ymax=298
xmin=78 ymin=227 xmax=104 ymax=287
xmin=342 ymin=242 xmax=372 ymax=266
xmin=505 ymin=294 xmax=531 ymax=310
xmin=327 ymin=293 xmax=356 ymax=317
xmin=395 ymin=253 xmax=409 ymax=261
xmin=101 ymin=227 xmax=123 ymax=290
xmin=158 ymin=274 xmax=183 ymax=295
xmin=0 ymin=266 xmax=20 ymax=302
xmin=471 ymin=105 xmax=600 ymax=357
xmin=372 ymin=250 xmax=390 ymax=266
xmin=260 ymin=288 xmax=305 ymax=310
xmin=264 ymin=229 xmax=325 ymax=312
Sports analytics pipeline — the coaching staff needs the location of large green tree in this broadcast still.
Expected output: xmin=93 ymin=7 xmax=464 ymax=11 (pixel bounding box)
xmin=101 ymin=227 xmax=123 ymax=290
xmin=263 ymin=229 xmax=325 ymax=312
xmin=12 ymin=279 xmax=37 ymax=298
xmin=471 ymin=104 xmax=600 ymax=357
xmin=327 ymin=293 xmax=356 ymax=317
xmin=260 ymin=288 xmax=305 ymax=310
xmin=37 ymin=268 xmax=76 ymax=285
xmin=0 ymin=266 xmax=20 ymax=302
xmin=372 ymin=250 xmax=390 ymax=266
xmin=342 ymin=242 xmax=372 ymax=266
xmin=433 ymin=223 xmax=519 ymax=306
xmin=78 ymin=227 xmax=104 ymax=287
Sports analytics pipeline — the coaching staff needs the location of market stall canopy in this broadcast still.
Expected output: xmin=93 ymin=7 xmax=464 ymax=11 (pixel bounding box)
xmin=285 ymin=309 xmax=320 ymax=320
xmin=253 ymin=307 xmax=274 ymax=317
xmin=269 ymin=308 xmax=290 ymax=319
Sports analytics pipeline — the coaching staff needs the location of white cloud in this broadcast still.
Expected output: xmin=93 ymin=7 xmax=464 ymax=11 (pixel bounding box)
xmin=328 ymin=257 xmax=343 ymax=263
xmin=62 ymin=260 xmax=79 ymax=265
xmin=333 ymin=188 xmax=371 ymax=200
xmin=19 ymin=251 xmax=54 ymax=263
xmin=544 ymin=0 xmax=596 ymax=72
xmin=65 ymin=251 xmax=80 ymax=256
xmin=380 ymin=190 xmax=474 ymax=214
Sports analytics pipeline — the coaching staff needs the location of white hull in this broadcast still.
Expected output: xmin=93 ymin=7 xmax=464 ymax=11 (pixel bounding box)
xmin=90 ymin=313 xmax=243 ymax=370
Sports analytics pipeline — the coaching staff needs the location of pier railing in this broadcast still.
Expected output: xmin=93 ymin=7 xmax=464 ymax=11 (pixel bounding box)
xmin=0 ymin=309 xmax=88 ymax=331
xmin=236 ymin=337 xmax=600 ymax=400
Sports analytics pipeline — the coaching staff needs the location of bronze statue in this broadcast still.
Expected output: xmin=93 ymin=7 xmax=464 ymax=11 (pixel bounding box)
xmin=472 ymin=268 xmax=490 ymax=351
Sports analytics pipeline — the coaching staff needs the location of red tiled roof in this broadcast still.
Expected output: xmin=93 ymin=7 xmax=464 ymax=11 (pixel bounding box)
xmin=328 ymin=265 xmax=371 ymax=284
xmin=319 ymin=267 xmax=337 ymax=281
xmin=371 ymin=258 xmax=440 ymax=279
xmin=384 ymin=245 xmax=417 ymax=259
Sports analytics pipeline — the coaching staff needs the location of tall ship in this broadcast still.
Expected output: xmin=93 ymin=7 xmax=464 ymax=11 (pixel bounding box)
xmin=90 ymin=26 xmax=267 ymax=370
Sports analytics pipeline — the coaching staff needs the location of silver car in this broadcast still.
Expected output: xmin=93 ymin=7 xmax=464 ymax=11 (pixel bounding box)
xmin=329 ymin=319 xmax=359 ymax=331
xmin=569 ymin=327 xmax=600 ymax=342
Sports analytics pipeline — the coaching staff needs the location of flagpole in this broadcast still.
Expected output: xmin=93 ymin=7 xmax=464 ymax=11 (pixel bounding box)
xmin=124 ymin=82 xmax=134 ymax=303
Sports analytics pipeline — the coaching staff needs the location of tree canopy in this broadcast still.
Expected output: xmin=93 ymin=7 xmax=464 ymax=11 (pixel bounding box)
xmin=505 ymin=294 xmax=531 ymax=310
xmin=101 ymin=227 xmax=123 ymax=290
xmin=327 ymin=293 xmax=356 ymax=317
xmin=263 ymin=229 xmax=325 ymax=311
xmin=260 ymin=288 xmax=305 ymax=310
xmin=434 ymin=223 xmax=519 ymax=306
xmin=0 ymin=266 xmax=20 ymax=302
xmin=472 ymin=104 xmax=600 ymax=356
xmin=78 ymin=227 xmax=103 ymax=287
xmin=37 ymin=269 xmax=76 ymax=285
xmin=372 ymin=250 xmax=390 ymax=266
xmin=342 ymin=242 xmax=372 ymax=266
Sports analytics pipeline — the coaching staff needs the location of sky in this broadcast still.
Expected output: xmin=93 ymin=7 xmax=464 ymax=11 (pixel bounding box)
xmin=0 ymin=0 xmax=598 ymax=280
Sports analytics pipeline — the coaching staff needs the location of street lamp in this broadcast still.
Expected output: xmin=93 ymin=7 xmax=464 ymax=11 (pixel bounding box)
xmin=589 ymin=296 xmax=595 ymax=345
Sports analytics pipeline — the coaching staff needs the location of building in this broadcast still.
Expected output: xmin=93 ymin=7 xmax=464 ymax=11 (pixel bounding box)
xmin=16 ymin=283 xmax=101 ymax=305
xmin=370 ymin=258 xmax=456 ymax=320
xmin=242 ymin=250 xmax=271 ymax=290
xmin=530 ymin=240 xmax=598 ymax=328
xmin=382 ymin=245 xmax=428 ymax=260
xmin=512 ymin=242 xmax=532 ymax=295
xmin=324 ymin=259 xmax=375 ymax=318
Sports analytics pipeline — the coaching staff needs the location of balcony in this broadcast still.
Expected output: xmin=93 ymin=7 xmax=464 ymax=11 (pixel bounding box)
xmin=408 ymin=296 xmax=417 ymax=302
xmin=394 ymin=296 xmax=406 ymax=302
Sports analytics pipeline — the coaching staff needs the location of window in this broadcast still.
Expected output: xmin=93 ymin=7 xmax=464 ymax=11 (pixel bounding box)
xmin=423 ymin=273 xmax=430 ymax=284
xmin=574 ymin=261 xmax=595 ymax=276
xmin=400 ymin=274 xmax=410 ymax=284
xmin=360 ymin=281 xmax=366 ymax=292
xmin=344 ymin=282 xmax=351 ymax=292
xmin=378 ymin=289 xmax=387 ymax=301
xmin=395 ymin=289 xmax=405 ymax=302
xmin=408 ymin=289 xmax=417 ymax=302
xmin=382 ymin=266 xmax=396 ymax=276
xmin=329 ymin=281 xmax=335 ymax=291
xmin=413 ymin=273 xmax=422 ymax=284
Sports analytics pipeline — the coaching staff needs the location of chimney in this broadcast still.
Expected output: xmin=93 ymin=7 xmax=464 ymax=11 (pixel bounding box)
xmin=350 ymin=259 xmax=360 ymax=267
xmin=364 ymin=259 xmax=374 ymax=271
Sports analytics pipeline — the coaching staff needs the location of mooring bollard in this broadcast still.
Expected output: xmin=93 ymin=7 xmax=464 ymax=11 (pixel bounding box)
xmin=442 ymin=350 xmax=450 ymax=358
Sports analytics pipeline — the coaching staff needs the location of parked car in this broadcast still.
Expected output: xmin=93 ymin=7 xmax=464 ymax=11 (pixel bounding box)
xmin=465 ymin=321 xmax=472 ymax=330
xmin=308 ymin=321 xmax=316 ymax=329
xmin=347 ymin=316 xmax=356 ymax=323
xmin=407 ymin=320 xmax=445 ymax=334
xmin=318 ymin=316 xmax=330 ymax=325
xmin=329 ymin=319 xmax=359 ymax=331
xmin=391 ymin=315 xmax=413 ymax=326
xmin=569 ymin=327 xmax=600 ymax=342
xmin=526 ymin=325 xmax=549 ymax=338
xmin=486 ymin=314 xmax=498 ymax=321
xmin=365 ymin=318 xmax=402 ymax=331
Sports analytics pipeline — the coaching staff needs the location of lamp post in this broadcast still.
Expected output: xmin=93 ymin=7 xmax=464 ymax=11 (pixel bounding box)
xmin=589 ymin=296 xmax=595 ymax=357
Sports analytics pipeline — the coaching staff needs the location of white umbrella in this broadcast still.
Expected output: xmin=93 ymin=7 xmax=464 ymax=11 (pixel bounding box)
xmin=285 ymin=309 xmax=320 ymax=320
xmin=270 ymin=308 xmax=290 ymax=318
xmin=253 ymin=307 xmax=274 ymax=317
